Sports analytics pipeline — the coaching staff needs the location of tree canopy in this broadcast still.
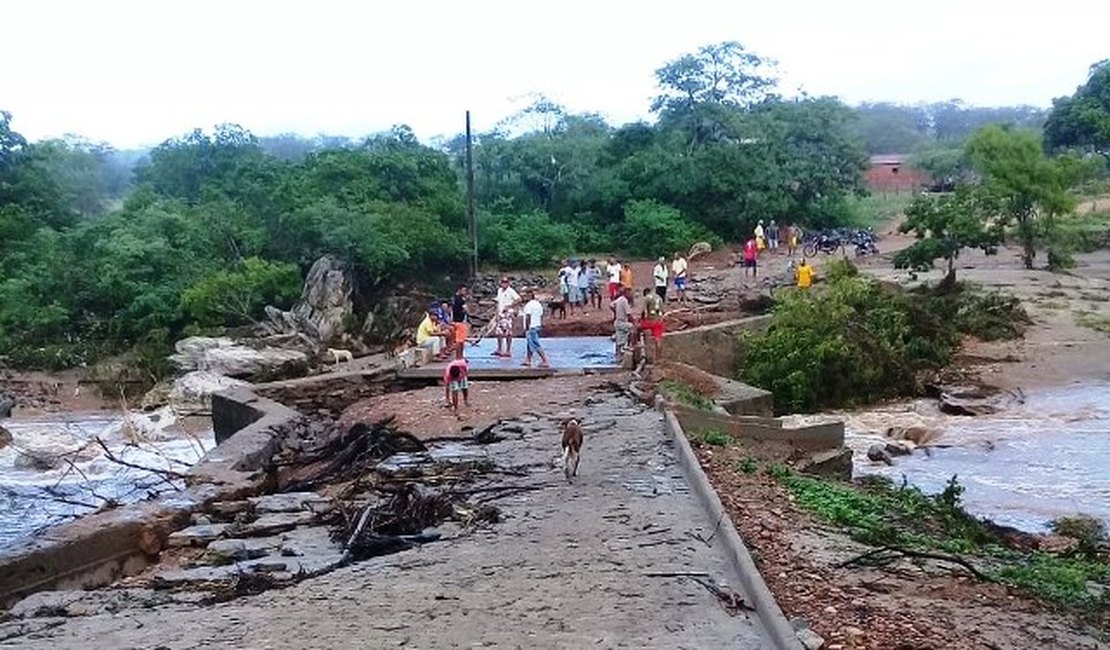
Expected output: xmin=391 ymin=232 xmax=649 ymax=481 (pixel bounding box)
xmin=1044 ymin=60 xmax=1110 ymax=157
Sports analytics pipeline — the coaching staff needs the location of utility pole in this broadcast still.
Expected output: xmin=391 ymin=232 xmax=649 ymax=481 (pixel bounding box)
xmin=465 ymin=110 xmax=477 ymax=278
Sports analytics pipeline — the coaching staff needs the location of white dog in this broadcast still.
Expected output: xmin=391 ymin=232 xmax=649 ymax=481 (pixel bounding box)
xmin=328 ymin=348 xmax=354 ymax=364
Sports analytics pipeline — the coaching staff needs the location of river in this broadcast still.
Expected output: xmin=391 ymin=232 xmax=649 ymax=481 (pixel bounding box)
xmin=0 ymin=408 xmax=215 ymax=547
xmin=792 ymin=382 xmax=1110 ymax=533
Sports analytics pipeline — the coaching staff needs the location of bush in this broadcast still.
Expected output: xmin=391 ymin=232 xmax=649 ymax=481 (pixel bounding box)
xmin=486 ymin=211 xmax=577 ymax=269
xmin=181 ymin=257 xmax=302 ymax=328
xmin=621 ymin=200 xmax=713 ymax=258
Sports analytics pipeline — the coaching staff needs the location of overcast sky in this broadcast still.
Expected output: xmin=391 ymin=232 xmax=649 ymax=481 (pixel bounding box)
xmin=4 ymin=0 xmax=1108 ymax=148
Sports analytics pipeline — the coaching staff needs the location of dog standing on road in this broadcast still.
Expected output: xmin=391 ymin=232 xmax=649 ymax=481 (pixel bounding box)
xmin=560 ymin=418 xmax=584 ymax=482
xmin=328 ymin=348 xmax=354 ymax=364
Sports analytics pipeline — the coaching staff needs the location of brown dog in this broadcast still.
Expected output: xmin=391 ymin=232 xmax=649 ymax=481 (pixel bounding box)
xmin=561 ymin=418 xmax=583 ymax=482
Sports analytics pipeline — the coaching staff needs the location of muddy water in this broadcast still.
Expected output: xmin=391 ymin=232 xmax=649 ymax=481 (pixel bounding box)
xmin=791 ymin=383 xmax=1110 ymax=533
xmin=0 ymin=408 xmax=215 ymax=547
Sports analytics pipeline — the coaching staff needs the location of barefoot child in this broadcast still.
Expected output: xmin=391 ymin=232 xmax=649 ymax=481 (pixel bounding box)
xmin=443 ymin=358 xmax=470 ymax=414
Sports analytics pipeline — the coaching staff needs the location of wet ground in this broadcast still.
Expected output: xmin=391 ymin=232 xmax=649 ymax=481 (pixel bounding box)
xmin=437 ymin=336 xmax=619 ymax=370
xmin=0 ymin=393 xmax=770 ymax=649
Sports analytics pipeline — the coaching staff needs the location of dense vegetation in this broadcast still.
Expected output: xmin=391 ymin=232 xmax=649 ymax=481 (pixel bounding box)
xmin=741 ymin=260 xmax=1028 ymax=413
xmin=2 ymin=44 xmax=1106 ymax=372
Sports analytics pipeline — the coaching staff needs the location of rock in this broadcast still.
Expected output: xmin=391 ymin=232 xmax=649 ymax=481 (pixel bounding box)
xmin=0 ymin=425 xmax=11 ymax=450
xmin=688 ymin=241 xmax=713 ymax=260
xmin=238 ymin=511 xmax=318 ymax=536
xmin=249 ymin=492 xmax=332 ymax=514
xmin=166 ymin=523 xmax=232 ymax=547
xmin=0 ymin=392 xmax=15 ymax=418
xmin=884 ymin=441 xmax=914 ymax=456
xmin=866 ymin=444 xmax=894 ymax=466
xmin=939 ymin=391 xmax=999 ymax=416
xmin=260 ymin=256 xmax=354 ymax=346
xmin=169 ymin=337 xmax=309 ymax=381
xmin=842 ymin=625 xmax=865 ymax=641
xmin=205 ymin=537 xmax=276 ymax=562
xmin=169 ymin=371 xmax=249 ymax=413
xmin=796 ymin=627 xmax=826 ymax=650
xmin=800 ymin=447 xmax=853 ymax=480
xmin=207 ymin=500 xmax=252 ymax=516
xmin=140 ymin=382 xmax=172 ymax=411
xmin=884 ymin=424 xmax=940 ymax=446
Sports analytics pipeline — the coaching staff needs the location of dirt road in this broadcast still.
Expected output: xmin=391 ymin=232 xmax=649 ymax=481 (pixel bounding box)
xmin=0 ymin=391 xmax=770 ymax=649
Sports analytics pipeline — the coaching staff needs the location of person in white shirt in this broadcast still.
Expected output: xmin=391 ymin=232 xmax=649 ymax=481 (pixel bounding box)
xmin=558 ymin=260 xmax=573 ymax=306
xmin=606 ymin=257 xmax=622 ymax=301
xmin=671 ymin=252 xmax=689 ymax=304
xmin=520 ymin=289 xmax=550 ymax=368
xmin=567 ymin=260 xmax=583 ymax=315
xmin=494 ymin=277 xmax=521 ymax=358
xmin=653 ymin=256 xmax=668 ymax=301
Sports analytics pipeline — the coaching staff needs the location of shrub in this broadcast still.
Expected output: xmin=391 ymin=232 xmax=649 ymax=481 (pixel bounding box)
xmin=621 ymin=199 xmax=714 ymax=258
xmin=483 ymin=211 xmax=576 ymax=269
xmin=181 ymin=257 xmax=302 ymax=328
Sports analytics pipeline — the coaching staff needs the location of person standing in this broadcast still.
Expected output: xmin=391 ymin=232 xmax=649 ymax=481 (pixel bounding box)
xmin=671 ymin=252 xmax=688 ymax=304
xmin=566 ymin=260 xmax=583 ymax=315
xmin=639 ymin=287 xmax=665 ymax=361
xmin=521 ymin=290 xmax=551 ymax=368
xmin=787 ymin=223 xmax=802 ymax=257
xmin=754 ymin=220 xmax=766 ymax=254
xmin=558 ymin=259 xmax=573 ymax=308
xmin=742 ymin=238 xmax=758 ymax=278
xmin=586 ymin=259 xmax=602 ymax=310
xmin=494 ymin=277 xmax=520 ymax=358
xmin=451 ymin=285 xmax=470 ymax=359
xmin=576 ymin=259 xmax=591 ymax=314
xmin=767 ymin=220 xmax=780 ymax=253
xmin=795 ymin=258 xmax=814 ymax=289
xmin=653 ymin=256 xmax=668 ymax=301
xmin=606 ymin=257 xmax=622 ymax=301
xmin=619 ymin=262 xmax=633 ymax=294
xmin=610 ymin=286 xmax=633 ymax=358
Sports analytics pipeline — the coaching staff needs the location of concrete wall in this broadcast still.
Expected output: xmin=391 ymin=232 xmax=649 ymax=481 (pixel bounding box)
xmin=0 ymin=388 xmax=301 ymax=609
xmin=663 ymin=316 xmax=771 ymax=378
xmin=253 ymin=365 xmax=402 ymax=419
xmin=673 ymin=405 xmax=844 ymax=452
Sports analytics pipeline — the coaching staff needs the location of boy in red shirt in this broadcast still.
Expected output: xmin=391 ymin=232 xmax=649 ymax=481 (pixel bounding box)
xmin=742 ymin=238 xmax=758 ymax=277
xmin=443 ymin=358 xmax=470 ymax=414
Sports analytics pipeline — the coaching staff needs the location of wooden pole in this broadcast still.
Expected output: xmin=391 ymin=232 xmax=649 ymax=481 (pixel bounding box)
xmin=466 ymin=110 xmax=477 ymax=278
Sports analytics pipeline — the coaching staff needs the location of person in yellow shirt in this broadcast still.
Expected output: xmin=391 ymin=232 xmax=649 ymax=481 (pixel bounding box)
xmin=416 ymin=308 xmax=448 ymax=359
xmin=619 ymin=264 xmax=633 ymax=291
xmin=795 ymin=259 xmax=814 ymax=289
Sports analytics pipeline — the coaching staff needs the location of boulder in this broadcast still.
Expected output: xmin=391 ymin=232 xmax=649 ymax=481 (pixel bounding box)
xmin=688 ymin=241 xmax=713 ymax=260
xmin=0 ymin=424 xmax=11 ymax=450
xmin=169 ymin=371 xmax=249 ymax=413
xmin=867 ymin=443 xmax=894 ymax=466
xmin=0 ymin=392 xmax=14 ymax=418
xmin=260 ymin=256 xmax=354 ymax=345
xmin=885 ymin=440 xmax=914 ymax=456
xmin=799 ymin=447 xmax=853 ymax=480
xmin=169 ymin=337 xmax=309 ymax=381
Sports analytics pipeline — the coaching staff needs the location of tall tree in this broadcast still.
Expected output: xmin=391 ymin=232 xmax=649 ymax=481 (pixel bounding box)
xmin=965 ymin=126 xmax=1076 ymax=269
xmin=652 ymin=41 xmax=778 ymax=114
xmin=1044 ymin=60 xmax=1110 ymax=158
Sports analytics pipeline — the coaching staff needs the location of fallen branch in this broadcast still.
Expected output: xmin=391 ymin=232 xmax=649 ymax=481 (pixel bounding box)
xmin=95 ymin=437 xmax=187 ymax=489
xmin=836 ymin=545 xmax=991 ymax=581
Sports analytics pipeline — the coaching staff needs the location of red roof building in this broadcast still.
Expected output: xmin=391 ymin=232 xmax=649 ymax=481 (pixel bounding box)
xmin=864 ymin=154 xmax=931 ymax=193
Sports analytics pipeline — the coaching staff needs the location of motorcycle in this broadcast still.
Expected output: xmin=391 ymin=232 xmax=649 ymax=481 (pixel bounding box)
xmin=802 ymin=233 xmax=843 ymax=258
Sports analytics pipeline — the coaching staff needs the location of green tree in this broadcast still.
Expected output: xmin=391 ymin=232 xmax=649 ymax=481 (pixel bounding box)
xmin=652 ymin=41 xmax=777 ymax=114
xmin=181 ymin=257 xmax=302 ymax=327
xmin=621 ymin=199 xmax=709 ymax=257
xmin=1044 ymin=60 xmax=1110 ymax=158
xmin=893 ymin=187 xmax=1003 ymax=281
xmin=965 ymin=126 xmax=1077 ymax=269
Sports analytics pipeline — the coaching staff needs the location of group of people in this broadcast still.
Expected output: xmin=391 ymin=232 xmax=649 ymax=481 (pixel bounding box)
xmin=741 ymin=220 xmax=805 ymax=276
xmin=740 ymin=220 xmax=814 ymax=289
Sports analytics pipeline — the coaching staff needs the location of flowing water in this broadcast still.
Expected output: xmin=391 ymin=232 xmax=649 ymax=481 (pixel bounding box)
xmin=791 ymin=382 xmax=1110 ymax=533
xmin=0 ymin=408 xmax=215 ymax=547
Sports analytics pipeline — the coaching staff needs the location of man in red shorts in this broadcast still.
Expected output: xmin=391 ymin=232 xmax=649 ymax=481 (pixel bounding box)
xmin=639 ymin=287 xmax=665 ymax=361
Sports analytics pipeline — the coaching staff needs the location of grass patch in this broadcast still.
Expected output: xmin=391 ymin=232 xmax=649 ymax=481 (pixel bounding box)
xmin=1055 ymin=210 xmax=1110 ymax=254
xmin=1077 ymin=313 xmax=1110 ymax=335
xmin=737 ymin=456 xmax=759 ymax=474
xmin=659 ymin=379 xmax=715 ymax=411
xmin=700 ymin=429 xmax=731 ymax=447
xmin=844 ymin=193 xmax=914 ymax=228
xmin=772 ymin=469 xmax=1110 ymax=610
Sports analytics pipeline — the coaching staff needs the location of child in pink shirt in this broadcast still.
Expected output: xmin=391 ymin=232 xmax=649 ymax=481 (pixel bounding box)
xmin=443 ymin=358 xmax=470 ymax=414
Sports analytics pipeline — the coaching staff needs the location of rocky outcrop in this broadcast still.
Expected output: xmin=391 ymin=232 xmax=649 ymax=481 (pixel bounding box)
xmin=169 ymin=337 xmax=308 ymax=382
xmin=169 ymin=371 xmax=250 ymax=414
xmin=260 ymin=256 xmax=354 ymax=346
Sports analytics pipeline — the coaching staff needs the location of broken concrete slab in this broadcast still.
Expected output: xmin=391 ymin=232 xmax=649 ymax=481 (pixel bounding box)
xmin=166 ymin=523 xmax=233 ymax=548
xmin=237 ymin=511 xmax=319 ymax=537
xmin=798 ymin=447 xmax=853 ymax=480
xmin=248 ymin=492 xmax=332 ymax=514
xmin=8 ymin=588 xmax=208 ymax=619
xmin=205 ymin=537 xmax=280 ymax=562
